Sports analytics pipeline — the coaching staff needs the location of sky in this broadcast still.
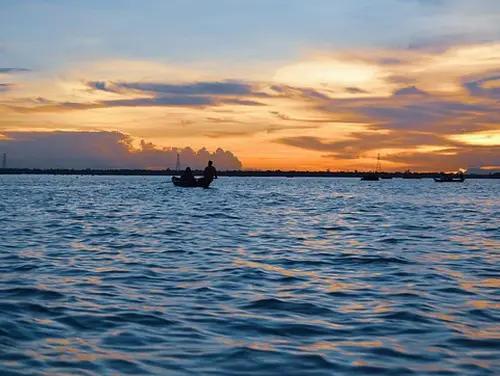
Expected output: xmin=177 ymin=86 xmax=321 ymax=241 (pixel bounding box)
xmin=1 ymin=0 xmax=500 ymax=171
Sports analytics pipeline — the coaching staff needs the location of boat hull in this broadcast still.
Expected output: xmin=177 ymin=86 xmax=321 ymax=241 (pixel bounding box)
xmin=361 ymin=175 xmax=379 ymax=181
xmin=172 ymin=176 xmax=211 ymax=188
xmin=433 ymin=177 xmax=465 ymax=183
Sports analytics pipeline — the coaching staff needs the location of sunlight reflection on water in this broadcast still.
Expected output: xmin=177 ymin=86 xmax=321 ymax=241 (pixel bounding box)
xmin=0 ymin=176 xmax=499 ymax=375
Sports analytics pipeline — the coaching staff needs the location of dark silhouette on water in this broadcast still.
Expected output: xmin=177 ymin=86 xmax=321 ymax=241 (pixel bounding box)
xmin=172 ymin=161 xmax=217 ymax=188
xmin=198 ymin=160 xmax=217 ymax=187
xmin=1 ymin=168 xmax=499 ymax=179
xmin=180 ymin=167 xmax=197 ymax=185
xmin=402 ymin=169 xmax=422 ymax=179
xmin=361 ymin=154 xmax=381 ymax=181
xmin=361 ymin=173 xmax=379 ymax=181
xmin=434 ymin=171 xmax=465 ymax=183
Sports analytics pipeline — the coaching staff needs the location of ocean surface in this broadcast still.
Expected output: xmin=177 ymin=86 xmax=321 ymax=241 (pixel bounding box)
xmin=0 ymin=175 xmax=499 ymax=376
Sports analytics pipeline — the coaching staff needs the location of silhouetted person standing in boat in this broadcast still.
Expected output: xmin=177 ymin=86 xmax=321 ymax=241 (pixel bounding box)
xmin=203 ymin=160 xmax=218 ymax=184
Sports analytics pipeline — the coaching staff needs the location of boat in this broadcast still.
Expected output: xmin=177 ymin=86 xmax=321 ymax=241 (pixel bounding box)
xmin=402 ymin=169 xmax=422 ymax=179
xmin=172 ymin=176 xmax=211 ymax=188
xmin=361 ymin=173 xmax=379 ymax=181
xmin=433 ymin=173 xmax=465 ymax=183
xmin=361 ymin=154 xmax=381 ymax=181
xmin=380 ymin=176 xmax=393 ymax=179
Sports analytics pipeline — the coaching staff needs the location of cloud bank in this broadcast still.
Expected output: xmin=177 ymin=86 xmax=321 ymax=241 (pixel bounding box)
xmin=0 ymin=131 xmax=242 ymax=170
xmin=1 ymin=42 xmax=500 ymax=171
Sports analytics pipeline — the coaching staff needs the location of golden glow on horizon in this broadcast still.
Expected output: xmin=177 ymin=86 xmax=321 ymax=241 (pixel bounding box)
xmin=273 ymin=59 xmax=390 ymax=98
xmin=449 ymin=130 xmax=500 ymax=146
xmin=1 ymin=43 xmax=500 ymax=170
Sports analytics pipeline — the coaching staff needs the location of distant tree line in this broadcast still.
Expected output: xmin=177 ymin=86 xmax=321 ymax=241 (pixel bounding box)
xmin=0 ymin=168 xmax=499 ymax=178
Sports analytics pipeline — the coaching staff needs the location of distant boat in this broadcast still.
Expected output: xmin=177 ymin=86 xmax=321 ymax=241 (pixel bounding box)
xmin=402 ymin=169 xmax=422 ymax=179
xmin=361 ymin=174 xmax=379 ymax=181
xmin=380 ymin=175 xmax=393 ymax=180
xmin=361 ymin=154 xmax=382 ymax=181
xmin=172 ymin=176 xmax=211 ymax=188
xmin=433 ymin=172 xmax=465 ymax=183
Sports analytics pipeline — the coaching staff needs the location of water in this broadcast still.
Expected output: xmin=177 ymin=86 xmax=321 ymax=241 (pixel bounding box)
xmin=1 ymin=176 xmax=499 ymax=376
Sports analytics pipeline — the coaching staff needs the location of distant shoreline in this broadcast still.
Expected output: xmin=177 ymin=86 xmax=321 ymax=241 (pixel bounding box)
xmin=1 ymin=168 xmax=499 ymax=179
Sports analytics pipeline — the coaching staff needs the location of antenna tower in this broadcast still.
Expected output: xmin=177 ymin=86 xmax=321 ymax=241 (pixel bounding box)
xmin=375 ymin=153 xmax=381 ymax=173
xmin=175 ymin=153 xmax=181 ymax=172
xmin=2 ymin=153 xmax=6 ymax=169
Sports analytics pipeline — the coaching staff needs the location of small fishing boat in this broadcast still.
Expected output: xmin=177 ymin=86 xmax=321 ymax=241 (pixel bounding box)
xmin=361 ymin=173 xmax=379 ymax=181
xmin=361 ymin=154 xmax=381 ymax=181
xmin=172 ymin=176 xmax=211 ymax=188
xmin=433 ymin=173 xmax=465 ymax=183
xmin=402 ymin=169 xmax=422 ymax=179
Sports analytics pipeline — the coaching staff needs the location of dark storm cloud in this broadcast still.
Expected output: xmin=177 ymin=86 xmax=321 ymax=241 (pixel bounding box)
xmin=0 ymin=131 xmax=242 ymax=170
xmin=88 ymin=80 xmax=256 ymax=96
xmin=87 ymin=81 xmax=118 ymax=93
xmin=272 ymin=66 xmax=500 ymax=170
xmin=388 ymin=145 xmax=500 ymax=171
xmin=276 ymin=129 xmax=500 ymax=171
xmin=0 ymin=68 xmax=31 ymax=74
xmin=277 ymin=131 xmax=449 ymax=154
xmin=393 ymin=86 xmax=429 ymax=96
xmin=8 ymin=95 xmax=264 ymax=113
xmin=10 ymin=80 xmax=267 ymax=113
xmin=464 ymin=74 xmax=500 ymax=99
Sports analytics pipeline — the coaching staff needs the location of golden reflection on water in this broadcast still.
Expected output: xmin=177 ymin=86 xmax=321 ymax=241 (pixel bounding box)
xmin=426 ymin=346 xmax=455 ymax=356
xmin=446 ymin=323 xmax=500 ymax=340
xmin=339 ymin=303 xmax=366 ymax=314
xmin=461 ymin=278 xmax=500 ymax=292
xmin=233 ymin=258 xmax=371 ymax=293
xmin=435 ymin=266 xmax=464 ymax=279
xmin=373 ymin=302 xmax=393 ymax=313
xmin=34 ymin=318 xmax=53 ymax=324
xmin=19 ymin=248 xmax=45 ymax=259
xmin=215 ymin=337 xmax=276 ymax=352
xmin=352 ymin=360 xmax=368 ymax=367
xmin=424 ymin=311 xmax=457 ymax=323
xmin=26 ymin=337 xmax=151 ymax=363
xmin=234 ymin=259 xmax=316 ymax=278
xmin=480 ymin=278 xmax=500 ymax=288
xmin=467 ymin=300 xmax=500 ymax=309
xmin=299 ymin=339 xmax=384 ymax=355
xmin=2 ymin=362 xmax=19 ymax=367
xmin=70 ymin=242 xmax=107 ymax=252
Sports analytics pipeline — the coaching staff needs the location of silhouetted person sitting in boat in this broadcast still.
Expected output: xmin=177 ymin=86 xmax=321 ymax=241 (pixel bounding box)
xmin=203 ymin=160 xmax=218 ymax=183
xmin=180 ymin=167 xmax=197 ymax=185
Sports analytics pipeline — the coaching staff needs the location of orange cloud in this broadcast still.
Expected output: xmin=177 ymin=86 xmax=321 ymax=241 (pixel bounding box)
xmin=1 ymin=43 xmax=500 ymax=170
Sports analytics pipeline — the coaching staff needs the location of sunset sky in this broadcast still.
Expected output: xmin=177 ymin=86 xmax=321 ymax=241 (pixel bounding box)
xmin=1 ymin=0 xmax=500 ymax=171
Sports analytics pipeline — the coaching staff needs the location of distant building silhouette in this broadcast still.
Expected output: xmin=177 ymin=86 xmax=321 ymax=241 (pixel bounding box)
xmin=2 ymin=153 xmax=6 ymax=169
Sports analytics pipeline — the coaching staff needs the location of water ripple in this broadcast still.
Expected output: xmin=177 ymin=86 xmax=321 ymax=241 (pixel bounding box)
xmin=1 ymin=176 xmax=499 ymax=375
